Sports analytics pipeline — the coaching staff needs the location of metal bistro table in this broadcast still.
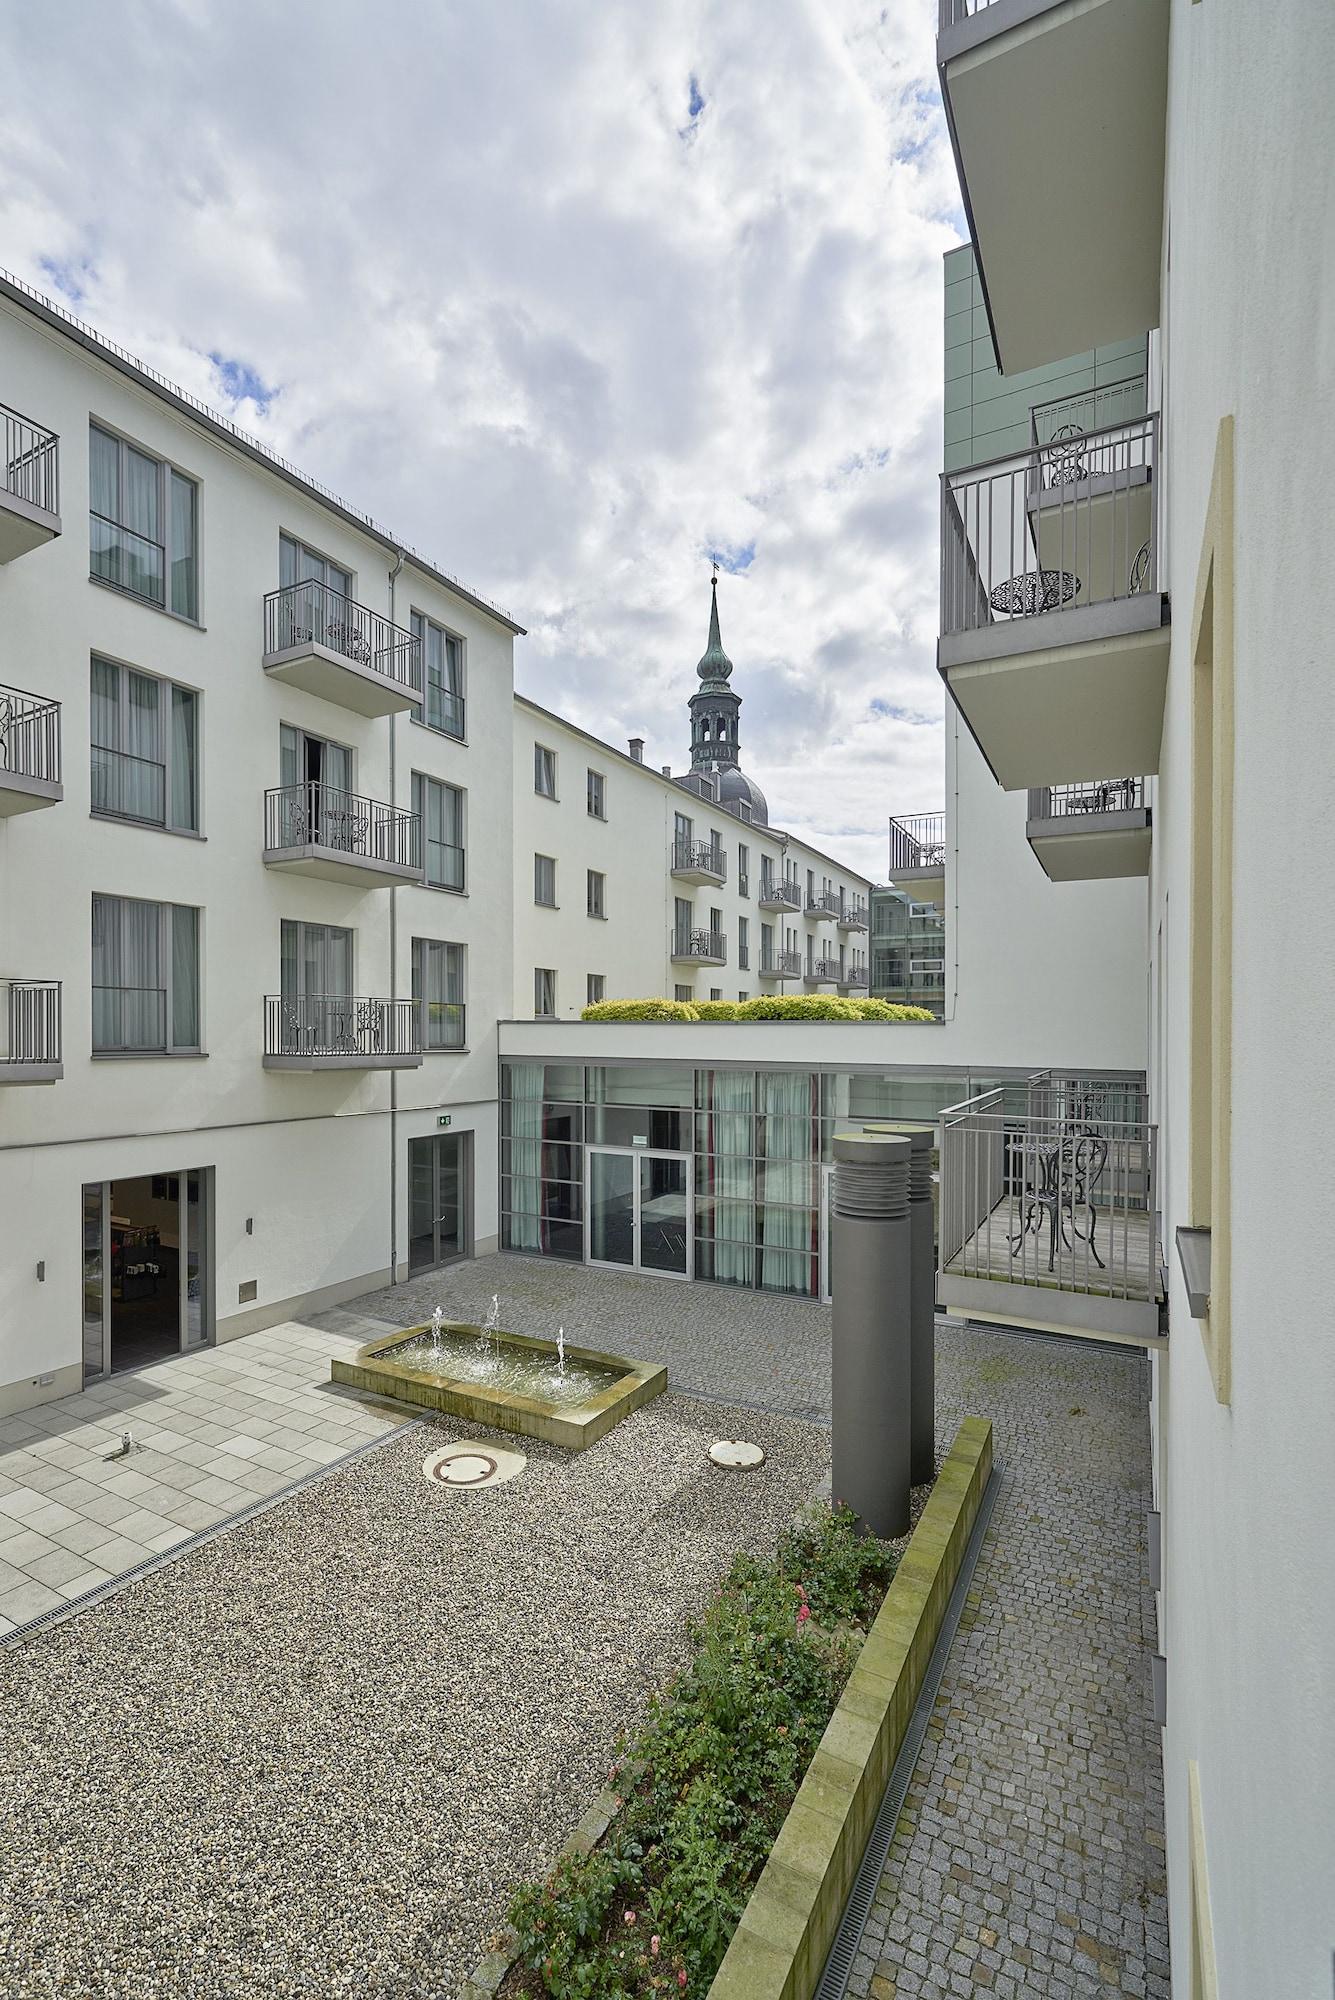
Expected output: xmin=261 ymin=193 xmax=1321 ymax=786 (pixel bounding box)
xmin=988 ymin=569 xmax=1081 ymax=618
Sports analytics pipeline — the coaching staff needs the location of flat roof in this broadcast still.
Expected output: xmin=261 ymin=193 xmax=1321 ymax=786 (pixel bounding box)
xmin=0 ymin=268 xmax=525 ymax=637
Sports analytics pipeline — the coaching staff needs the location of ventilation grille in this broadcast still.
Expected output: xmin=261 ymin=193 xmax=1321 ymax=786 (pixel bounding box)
xmin=238 ymin=1279 xmax=258 ymax=1304
xmin=834 ymin=1161 xmax=909 ymax=1221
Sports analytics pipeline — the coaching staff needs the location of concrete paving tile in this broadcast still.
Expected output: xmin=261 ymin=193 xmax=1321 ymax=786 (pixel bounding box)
xmin=95 ymin=1469 xmax=160 ymax=1499
xmin=0 ymin=1488 xmax=50 ymax=1521
xmin=113 ymin=1509 xmax=180 ymax=1545
xmin=22 ymin=1501 xmax=84 ymax=1537
xmin=0 ymin=1577 xmax=66 ymax=1623
xmin=24 ymin=1546 xmax=104 ymax=1591
xmin=55 ymin=1566 xmax=118 ymax=1601
xmin=51 ymin=1518 xmax=121 ymax=1559
xmin=0 ymin=1527 xmax=62 ymax=1569
xmin=77 ymin=1492 xmax=142 ymax=1529
xmin=144 ymin=1526 xmax=194 ymax=1554
xmin=158 ymin=1496 xmax=230 ymax=1532
xmin=214 ymin=1435 xmax=268 ymax=1461
xmin=183 ymin=1475 xmax=254 ymax=1509
xmin=83 ymin=1535 xmax=154 ymax=1575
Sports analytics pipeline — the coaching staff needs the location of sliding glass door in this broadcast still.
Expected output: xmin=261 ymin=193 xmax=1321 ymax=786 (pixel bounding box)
xmin=586 ymin=1149 xmax=691 ymax=1280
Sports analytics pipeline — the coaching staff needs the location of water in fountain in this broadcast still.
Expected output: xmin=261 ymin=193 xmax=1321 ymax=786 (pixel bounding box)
xmin=431 ymin=1306 xmax=444 ymax=1355
xmin=391 ymin=1320 xmax=616 ymax=1407
xmin=556 ymin=1326 xmax=566 ymax=1376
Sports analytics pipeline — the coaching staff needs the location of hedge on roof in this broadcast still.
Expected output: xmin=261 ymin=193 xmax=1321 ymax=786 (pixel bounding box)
xmin=577 ymin=996 xmax=935 ymax=1024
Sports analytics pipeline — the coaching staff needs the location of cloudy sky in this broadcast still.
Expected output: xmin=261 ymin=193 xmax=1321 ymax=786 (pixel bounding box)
xmin=1 ymin=0 xmax=962 ymax=880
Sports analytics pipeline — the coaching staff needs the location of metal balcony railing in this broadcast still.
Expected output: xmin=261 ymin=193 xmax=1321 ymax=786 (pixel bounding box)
xmin=806 ymin=889 xmax=841 ymax=917
xmin=0 ymin=682 xmax=61 ymax=785
xmin=263 ymin=580 xmax=422 ymax=696
xmin=92 ymin=984 xmax=167 ymax=1053
xmin=264 ymin=993 xmax=420 ymax=1061
xmin=670 ymin=837 xmax=726 ymax=879
xmin=1031 ymin=378 xmax=1147 ymax=453
xmin=91 ymin=744 xmax=166 ymax=825
xmin=837 ymin=902 xmax=869 ymax=929
xmin=670 ymin=928 xmax=727 ymax=962
xmin=808 ymin=956 xmax=841 ymax=981
xmin=939 ymin=1079 xmax=1157 ymax=1304
xmin=758 ymin=876 xmax=801 ymax=910
xmin=2 ymin=979 xmax=61 ymax=1065
xmin=2 ymin=403 xmax=59 ymax=516
xmin=939 ymin=0 xmax=1002 ymax=27
xmin=942 ymin=413 xmax=1160 ymax=639
xmin=264 ymin=782 xmax=422 ymax=870
xmin=760 ymin=950 xmax=802 ymax=977
xmin=842 ymin=966 xmax=869 ymax=989
xmin=888 ymin=813 xmax=946 ymax=875
xmin=1027 ymin=778 xmax=1147 ymax=821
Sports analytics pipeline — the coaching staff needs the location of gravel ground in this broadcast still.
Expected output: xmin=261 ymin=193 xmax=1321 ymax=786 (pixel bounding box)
xmin=0 ymin=1393 xmax=830 ymax=2000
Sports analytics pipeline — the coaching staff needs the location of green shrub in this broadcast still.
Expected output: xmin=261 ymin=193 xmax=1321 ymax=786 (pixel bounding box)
xmin=508 ymin=1504 xmax=900 ymax=1997
xmin=580 ymin=999 xmax=700 ymax=1022
xmin=736 ymin=994 xmax=863 ymax=1021
xmin=850 ymin=998 xmax=936 ymax=1022
xmin=692 ymin=1000 xmax=741 ymax=1022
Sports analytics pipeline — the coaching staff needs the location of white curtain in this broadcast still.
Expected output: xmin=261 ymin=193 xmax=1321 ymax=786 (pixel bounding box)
xmin=170 ymin=686 xmax=197 ymax=832
xmin=759 ymin=1070 xmax=817 ymax=1291
xmin=126 ymin=671 xmax=163 ymax=822
xmin=706 ymin=1069 xmax=755 ymax=1286
xmin=171 ymin=904 xmax=198 ymax=1048
xmin=92 ymin=894 xmax=163 ymax=1050
xmin=507 ymin=1063 xmax=543 ymax=1250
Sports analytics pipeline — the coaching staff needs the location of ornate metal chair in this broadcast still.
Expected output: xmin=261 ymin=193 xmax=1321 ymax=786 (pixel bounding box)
xmin=1043 ymin=423 xmax=1088 ymax=487
xmin=0 ymin=689 xmax=9 ymax=770
xmin=1129 ymin=541 xmax=1152 ymax=594
xmin=1009 ymin=1124 xmax=1109 ymax=1273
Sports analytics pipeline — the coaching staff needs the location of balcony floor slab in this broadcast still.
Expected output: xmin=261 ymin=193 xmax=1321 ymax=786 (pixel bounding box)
xmin=0 ymin=1063 xmax=63 ymax=1086
xmin=0 ymin=772 xmax=63 ymax=816
xmin=262 ymin=846 xmax=425 ymax=890
xmin=262 ymin=645 xmax=418 ymax=718
xmin=262 ymin=1054 xmax=422 ymax=1072
xmin=0 ymin=493 xmax=61 ymax=564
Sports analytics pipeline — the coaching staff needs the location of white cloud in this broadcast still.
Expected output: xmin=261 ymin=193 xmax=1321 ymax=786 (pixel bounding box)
xmin=0 ymin=0 xmax=961 ymax=882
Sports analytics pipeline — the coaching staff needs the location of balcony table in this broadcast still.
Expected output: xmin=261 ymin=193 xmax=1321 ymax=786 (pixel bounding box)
xmin=988 ymin=568 xmax=1080 ymax=618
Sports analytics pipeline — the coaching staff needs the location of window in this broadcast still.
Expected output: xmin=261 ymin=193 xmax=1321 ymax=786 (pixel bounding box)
xmin=587 ymin=869 xmax=605 ymax=919
xmin=279 ymin=533 xmax=351 ymax=597
xmin=412 ymin=939 xmax=466 ymax=1049
xmin=674 ymin=810 xmax=692 ymax=844
xmin=738 ymin=915 xmax=749 ymax=970
xmin=534 ymin=744 xmax=558 ymax=798
xmin=89 ymin=424 xmax=198 ymax=619
xmin=410 ymin=612 xmax=465 ymax=739
xmin=587 ymin=974 xmax=605 ymax=1006
xmin=535 ymin=854 xmax=557 ymax=906
xmin=92 ymin=893 xmax=200 ymax=1054
xmin=739 ymin=843 xmax=749 ymax=896
xmin=90 ymin=657 xmax=199 ymax=832
xmin=709 ymin=988 xmax=723 ymax=1002
xmin=534 ymin=968 xmax=557 ymax=1017
xmin=738 ymin=991 xmax=749 ymax=1003
xmin=587 ymin=768 xmax=606 ymax=819
xmin=674 ymin=984 xmax=692 ymax=1003
xmin=412 ymin=773 xmax=465 ymax=890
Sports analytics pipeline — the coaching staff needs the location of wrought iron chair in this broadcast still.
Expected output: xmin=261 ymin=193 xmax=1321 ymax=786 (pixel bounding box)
xmin=1044 ymin=423 xmax=1088 ymax=487
xmin=1009 ymin=1125 xmax=1109 ymax=1273
xmin=1128 ymin=541 xmax=1152 ymax=595
xmin=0 ymin=689 xmax=10 ymax=770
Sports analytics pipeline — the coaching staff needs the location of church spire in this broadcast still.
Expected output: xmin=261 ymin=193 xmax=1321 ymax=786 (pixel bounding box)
xmin=696 ymin=564 xmax=733 ymax=687
xmin=684 ymin=563 xmax=769 ymax=824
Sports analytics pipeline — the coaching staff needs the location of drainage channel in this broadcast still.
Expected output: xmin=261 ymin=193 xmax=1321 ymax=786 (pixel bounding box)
xmin=0 ymin=1415 xmax=428 ymax=1651
xmin=813 ymin=1457 xmax=1004 ymax=2000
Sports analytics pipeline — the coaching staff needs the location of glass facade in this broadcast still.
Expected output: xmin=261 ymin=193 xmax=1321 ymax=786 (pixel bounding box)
xmin=498 ymin=1061 xmax=1043 ymax=1300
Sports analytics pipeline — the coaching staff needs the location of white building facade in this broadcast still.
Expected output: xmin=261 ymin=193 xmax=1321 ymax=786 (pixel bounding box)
xmin=0 ymin=275 xmax=519 ymax=1413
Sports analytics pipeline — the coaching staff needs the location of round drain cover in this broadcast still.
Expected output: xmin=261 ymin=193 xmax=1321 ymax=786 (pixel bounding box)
xmin=423 ymin=1443 xmax=527 ymax=1490
xmin=708 ymin=1439 xmax=766 ymax=1470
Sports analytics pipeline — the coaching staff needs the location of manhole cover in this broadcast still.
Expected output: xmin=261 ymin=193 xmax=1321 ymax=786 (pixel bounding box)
xmin=423 ymin=1443 xmax=526 ymax=1490
xmin=708 ymin=1440 xmax=766 ymax=1470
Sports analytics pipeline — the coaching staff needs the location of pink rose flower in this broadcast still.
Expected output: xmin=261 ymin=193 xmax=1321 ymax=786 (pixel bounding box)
xmin=650 ymin=1936 xmax=661 ymax=1957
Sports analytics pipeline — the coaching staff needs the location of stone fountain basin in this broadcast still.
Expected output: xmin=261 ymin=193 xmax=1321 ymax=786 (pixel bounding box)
xmin=330 ymin=1322 xmax=667 ymax=1452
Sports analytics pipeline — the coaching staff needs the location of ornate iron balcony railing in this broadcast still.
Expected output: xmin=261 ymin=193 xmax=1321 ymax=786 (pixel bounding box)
xmin=263 ymin=580 xmax=422 ymax=695
xmin=2 ymin=402 xmax=59 ymax=515
xmin=263 ymin=782 xmax=422 ymax=869
xmin=2 ymin=978 xmax=61 ymax=1064
xmin=264 ymin=993 xmax=420 ymax=1060
xmin=0 ymin=682 xmax=61 ymax=785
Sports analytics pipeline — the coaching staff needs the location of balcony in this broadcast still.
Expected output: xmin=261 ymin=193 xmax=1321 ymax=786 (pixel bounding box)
xmin=758 ymin=950 xmax=802 ymax=982
xmin=1 ymin=979 xmax=62 ymax=1084
xmin=836 ymin=901 xmax=869 ymax=932
xmin=262 ymin=580 xmax=422 ymax=717
xmin=0 ymin=403 xmax=61 ymax=561
xmin=938 ymin=1072 xmax=1162 ymax=1344
xmin=670 ymin=928 xmax=727 ymax=967
xmin=804 ymin=957 xmax=841 ymax=987
xmin=757 ymin=877 xmax=801 ymax=913
xmin=1026 ymin=777 xmax=1151 ymax=880
xmin=263 ymin=783 xmax=425 ymax=888
xmin=887 ymin=814 xmax=946 ymax=901
xmin=840 ymin=966 xmax=870 ymax=992
xmin=0 ymin=683 xmax=62 ymax=814
xmin=669 ymin=838 xmax=727 ymax=887
xmin=263 ymin=994 xmax=422 ymax=1071
xmin=940 ymin=413 xmax=1169 ymax=789
xmin=805 ymin=888 xmax=841 ymax=918
xmin=937 ymin=0 xmax=1169 ymax=373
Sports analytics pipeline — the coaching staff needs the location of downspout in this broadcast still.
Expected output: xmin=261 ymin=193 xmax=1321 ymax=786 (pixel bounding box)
xmin=388 ymin=548 xmax=406 ymax=1283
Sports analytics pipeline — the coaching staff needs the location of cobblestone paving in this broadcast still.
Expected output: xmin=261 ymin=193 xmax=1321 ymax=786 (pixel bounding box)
xmin=325 ymin=1257 xmax=1169 ymax=1999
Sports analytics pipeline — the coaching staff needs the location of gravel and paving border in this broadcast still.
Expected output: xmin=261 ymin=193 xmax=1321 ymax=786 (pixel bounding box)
xmin=0 ymin=1391 xmax=830 ymax=2000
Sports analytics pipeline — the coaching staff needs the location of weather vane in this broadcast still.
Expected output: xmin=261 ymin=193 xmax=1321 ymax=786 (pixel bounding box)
xmin=711 ymin=556 xmax=719 ymax=583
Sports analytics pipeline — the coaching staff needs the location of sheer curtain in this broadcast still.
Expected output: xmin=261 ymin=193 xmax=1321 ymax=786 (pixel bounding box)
xmin=706 ymin=1069 xmax=755 ymax=1286
xmin=759 ymin=1070 xmax=817 ymax=1292
xmin=126 ymin=671 xmax=163 ymax=822
xmin=171 ymin=905 xmax=199 ymax=1048
xmin=92 ymin=894 xmax=163 ymax=1051
xmin=507 ymin=1063 xmax=544 ymax=1250
xmin=170 ymin=686 xmax=197 ymax=831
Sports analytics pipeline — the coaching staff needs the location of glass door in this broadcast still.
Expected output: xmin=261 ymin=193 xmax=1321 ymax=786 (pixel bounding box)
xmin=408 ymin=1134 xmax=469 ymax=1272
xmin=586 ymin=1149 xmax=692 ymax=1280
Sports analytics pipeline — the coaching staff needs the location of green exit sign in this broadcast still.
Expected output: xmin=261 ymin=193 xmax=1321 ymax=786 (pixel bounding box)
xmin=437 ymin=1114 xmax=452 ymax=1128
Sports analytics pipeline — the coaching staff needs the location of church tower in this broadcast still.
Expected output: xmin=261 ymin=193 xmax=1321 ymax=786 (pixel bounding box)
xmin=686 ymin=569 xmax=769 ymax=824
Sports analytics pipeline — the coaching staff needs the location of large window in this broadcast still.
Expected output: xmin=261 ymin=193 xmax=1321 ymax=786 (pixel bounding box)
xmin=534 ymin=744 xmax=558 ymax=798
xmin=410 ymin=611 xmax=465 ymax=739
xmin=587 ymin=974 xmax=605 ymax=1006
xmin=89 ymin=424 xmax=198 ymax=619
xmin=279 ymin=533 xmax=350 ymax=597
xmin=412 ymin=772 xmax=465 ymax=890
xmin=587 ymin=769 xmax=606 ymax=819
xmin=280 ymin=920 xmax=352 ymax=1001
xmin=90 ymin=657 xmax=199 ymax=831
xmin=587 ymin=869 xmax=605 ymax=919
xmin=412 ymin=939 xmax=465 ymax=1050
xmin=535 ymin=854 xmax=557 ymax=906
xmin=534 ymin=968 xmax=557 ymax=1017
xmin=91 ymin=893 xmax=200 ymax=1054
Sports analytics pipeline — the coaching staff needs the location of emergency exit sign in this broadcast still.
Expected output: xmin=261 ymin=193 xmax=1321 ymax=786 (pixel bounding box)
xmin=437 ymin=1114 xmax=452 ymax=1128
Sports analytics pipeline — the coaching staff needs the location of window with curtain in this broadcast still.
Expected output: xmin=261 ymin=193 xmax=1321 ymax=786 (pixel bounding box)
xmin=587 ymin=974 xmax=605 ymax=1005
xmin=279 ymin=533 xmax=351 ymax=596
xmin=89 ymin=656 xmax=198 ymax=831
xmin=503 ymin=1062 xmax=544 ymax=1251
xmin=412 ymin=938 xmax=465 ymax=1049
xmin=587 ymin=769 xmax=606 ymax=819
xmin=410 ymin=611 xmax=465 ymax=739
xmin=534 ymin=968 xmax=556 ymax=1017
xmin=700 ymin=1068 xmax=756 ymax=1287
xmin=89 ymin=424 xmax=197 ymax=617
xmin=534 ymin=744 xmax=557 ymax=798
xmin=412 ymin=772 xmax=465 ymax=890
xmin=587 ymin=870 xmax=605 ymax=919
xmin=757 ymin=1070 xmax=818 ymax=1294
xmin=91 ymin=893 xmax=200 ymax=1054
xmin=535 ymin=854 xmax=556 ymax=906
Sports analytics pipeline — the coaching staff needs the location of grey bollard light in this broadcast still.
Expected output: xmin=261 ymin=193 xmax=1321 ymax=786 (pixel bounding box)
xmin=862 ymin=1123 xmax=936 ymax=1485
xmin=830 ymin=1130 xmax=912 ymax=1538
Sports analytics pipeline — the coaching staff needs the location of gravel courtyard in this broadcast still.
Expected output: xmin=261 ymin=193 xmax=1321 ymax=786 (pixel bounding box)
xmin=0 ymin=1392 xmax=829 ymax=2000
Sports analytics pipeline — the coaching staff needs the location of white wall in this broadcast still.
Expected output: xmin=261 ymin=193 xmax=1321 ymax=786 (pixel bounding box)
xmin=1151 ymin=3 xmax=1335 ymax=1991
xmin=511 ymin=697 xmax=872 ymax=1016
xmin=0 ymin=289 xmax=515 ymax=1405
